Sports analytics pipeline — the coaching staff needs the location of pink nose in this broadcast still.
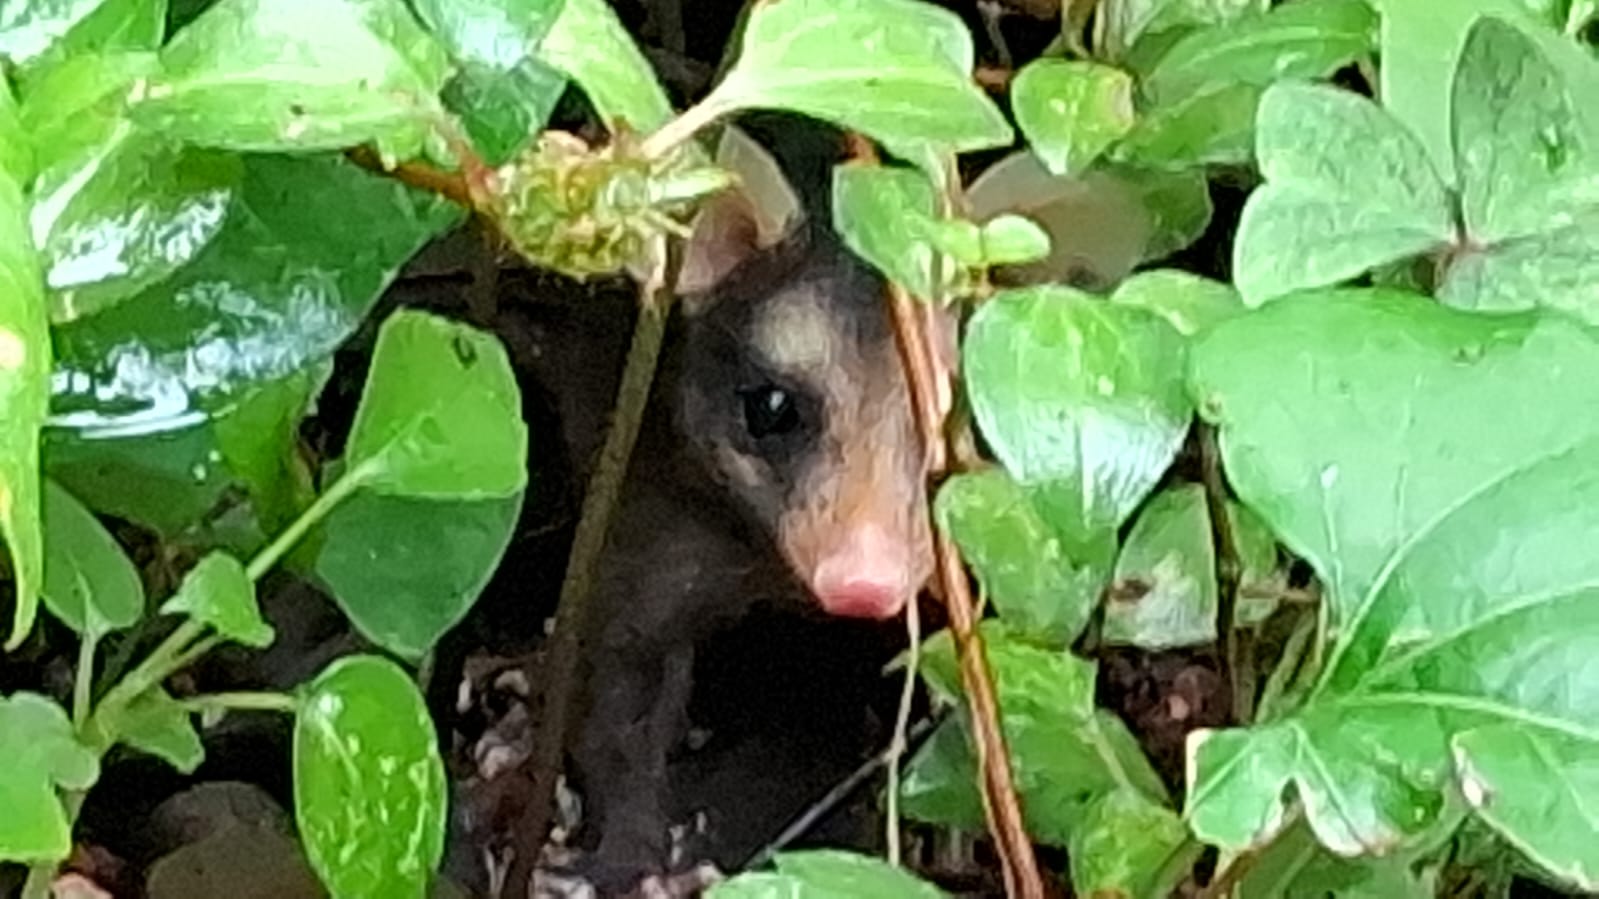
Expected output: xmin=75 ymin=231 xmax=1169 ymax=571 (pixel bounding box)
xmin=810 ymin=525 xmax=912 ymax=619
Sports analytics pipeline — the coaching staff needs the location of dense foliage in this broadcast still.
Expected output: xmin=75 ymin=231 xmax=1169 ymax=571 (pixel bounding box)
xmin=1 ymin=0 xmax=1597 ymax=896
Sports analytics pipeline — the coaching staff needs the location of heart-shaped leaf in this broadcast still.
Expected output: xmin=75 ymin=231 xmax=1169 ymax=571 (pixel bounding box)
xmin=160 ymin=551 xmax=272 ymax=647
xmin=1186 ymin=289 xmax=1599 ymax=889
xmin=315 ymin=491 xmax=522 ymax=659
xmin=964 ymin=286 xmax=1191 ymax=544
xmin=1012 ymin=59 xmax=1134 ymax=177
xmin=0 ymin=135 xmax=52 ymax=649
xmin=131 ymin=0 xmax=451 ymax=156
xmin=0 ymin=692 xmax=100 ymax=862
xmin=48 ymin=155 xmax=459 ymax=437
xmin=935 ymin=469 xmax=1108 ymax=645
xmin=698 ymin=0 xmax=1012 ymax=159
xmin=41 ymin=478 xmax=144 ymax=635
xmin=343 ymin=310 xmax=527 ymax=499
xmin=832 ymin=163 xmax=940 ymax=298
xmin=1232 ymin=82 xmax=1454 ymax=306
xmin=294 ymin=654 xmax=447 ymax=898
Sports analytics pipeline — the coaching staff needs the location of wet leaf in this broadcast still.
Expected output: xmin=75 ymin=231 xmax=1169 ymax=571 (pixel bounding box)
xmin=832 ymin=163 xmax=940 ymax=298
xmin=1109 ymin=268 xmax=1244 ymax=336
xmin=159 ymin=551 xmax=272 ymax=647
xmin=1012 ymin=59 xmax=1134 ymax=177
xmin=0 ymin=127 xmax=52 ymax=649
xmin=343 ymin=310 xmax=527 ymax=499
xmin=1106 ymin=483 xmax=1216 ymax=650
xmin=1185 ymin=289 xmax=1599 ymax=888
xmin=701 ymin=0 xmax=1012 ymax=158
xmin=0 ymin=692 xmax=99 ymax=862
xmin=210 ymin=366 xmax=324 ymax=538
xmin=40 ymin=478 xmax=144 ymax=635
xmin=964 ymin=286 xmax=1191 ymax=545
xmin=315 ymin=491 xmax=522 ymax=660
xmin=99 ymin=687 xmax=204 ymax=773
xmin=905 ymin=623 xmax=1169 ymax=847
xmin=936 ymin=469 xmax=1108 ymax=645
xmin=49 ymin=154 xmax=460 ymax=438
xmin=1232 ymin=82 xmax=1454 ymax=306
xmin=442 ymin=57 xmax=567 ymax=166
xmin=710 ymin=851 xmax=947 ymax=898
xmin=1141 ymin=0 xmax=1377 ymax=104
xmin=294 ymin=654 xmax=447 ymax=899
xmin=131 ymin=0 xmax=451 ymax=156
xmin=17 ymin=0 xmax=165 ymax=78
xmin=537 ymin=0 xmax=671 ymax=131
xmin=1068 ymin=788 xmax=1198 ymax=899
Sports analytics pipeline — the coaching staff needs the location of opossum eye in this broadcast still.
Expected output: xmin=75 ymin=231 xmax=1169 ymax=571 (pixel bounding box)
xmin=741 ymin=384 xmax=799 ymax=439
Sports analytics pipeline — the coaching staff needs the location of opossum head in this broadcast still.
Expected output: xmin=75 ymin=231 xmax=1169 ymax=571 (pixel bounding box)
xmin=671 ymin=168 xmax=948 ymax=621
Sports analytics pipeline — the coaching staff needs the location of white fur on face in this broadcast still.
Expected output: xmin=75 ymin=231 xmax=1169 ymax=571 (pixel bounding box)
xmin=750 ymin=289 xmax=839 ymax=377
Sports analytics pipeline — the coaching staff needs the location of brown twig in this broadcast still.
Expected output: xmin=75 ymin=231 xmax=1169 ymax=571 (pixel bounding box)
xmin=886 ymin=280 xmax=1044 ymax=899
xmin=343 ymin=146 xmax=475 ymax=208
xmin=506 ymin=244 xmax=679 ymax=896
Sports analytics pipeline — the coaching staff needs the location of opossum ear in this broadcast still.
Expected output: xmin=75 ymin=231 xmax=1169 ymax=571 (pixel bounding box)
xmin=677 ymin=126 xmax=801 ymax=303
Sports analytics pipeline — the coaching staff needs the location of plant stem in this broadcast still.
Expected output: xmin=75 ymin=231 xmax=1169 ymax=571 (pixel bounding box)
xmin=886 ymin=589 xmax=922 ymax=866
xmin=1198 ymin=423 xmax=1247 ymax=721
xmin=245 ymin=464 xmax=369 ymax=583
xmin=508 ymin=245 xmax=677 ymax=896
xmin=72 ymin=630 xmax=99 ymax=729
xmin=640 ymin=95 xmax=729 ymax=160
xmin=180 ymin=691 xmax=299 ymax=715
xmin=97 ymin=618 xmax=206 ymax=715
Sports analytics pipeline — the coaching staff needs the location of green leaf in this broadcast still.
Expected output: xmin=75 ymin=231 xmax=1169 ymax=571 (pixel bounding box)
xmin=0 ymin=0 xmax=118 ymax=66
xmin=294 ymin=654 xmax=447 ymax=899
xmin=699 ymin=0 xmax=1012 ymax=158
xmin=935 ymin=469 xmax=1108 ymax=645
xmin=905 ymin=624 xmax=1169 ymax=848
xmin=442 ymin=57 xmax=566 ymax=166
xmin=979 ymin=214 xmax=1051 ymax=266
xmin=1232 ymin=500 xmax=1285 ymax=627
xmin=41 ymin=478 xmax=144 ymax=635
xmin=1450 ymin=16 xmax=1599 ymax=244
xmin=0 ymin=81 xmax=28 ymax=183
xmin=964 ymin=286 xmax=1192 ymax=543
xmin=1011 ymin=59 xmax=1134 ymax=177
xmin=1439 ymin=216 xmax=1599 ymax=323
xmin=1109 ymin=268 xmax=1245 ymax=337
xmin=49 ymin=155 xmax=460 ymax=436
xmin=17 ymin=0 xmax=166 ymax=78
xmin=0 ymin=692 xmax=99 ymax=862
xmin=160 ymin=551 xmax=272 ymax=647
xmin=1186 ymin=290 xmax=1599 ymax=887
xmin=1232 ymin=82 xmax=1454 ymax=306
xmin=343 ymin=310 xmax=527 ymax=499
xmin=1106 ymin=483 xmax=1216 ymax=650
xmin=831 ymin=163 xmax=940 ymax=298
xmin=98 ymin=687 xmax=204 ymax=773
xmin=1454 ymin=726 xmax=1599 ymax=887
xmin=1370 ymin=0 xmax=1599 ymax=186
xmin=709 ymin=850 xmax=947 ymax=898
xmin=1100 ymin=0 xmax=1266 ymax=62
xmin=536 ymin=0 xmax=671 ymax=132
xmin=1236 ymin=818 xmax=1437 ymax=898
xmin=131 ymin=0 xmax=451 ymax=156
xmin=1141 ymin=0 xmax=1378 ymax=104
xmin=211 ymin=366 xmax=324 ymax=538
xmin=1126 ymin=163 xmax=1213 ymax=261
xmin=0 ymin=130 xmax=52 ymax=650
xmin=1114 ymin=81 xmax=1259 ymax=170
xmin=315 ymin=491 xmax=522 ymax=660
xmin=411 ymin=0 xmax=560 ymax=69
xmin=1068 ymin=789 xmax=1199 ymax=899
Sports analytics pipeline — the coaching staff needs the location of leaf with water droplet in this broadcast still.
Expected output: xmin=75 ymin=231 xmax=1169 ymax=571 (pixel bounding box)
xmin=343 ymin=310 xmax=527 ymax=500
xmin=294 ymin=655 xmax=447 ymax=899
xmin=40 ymin=478 xmax=144 ymax=635
xmin=0 ymin=692 xmax=99 ymax=862
xmin=159 ymin=551 xmax=272 ymax=647
xmin=1011 ymin=59 xmax=1134 ymax=178
xmin=964 ymin=285 xmax=1192 ymax=546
